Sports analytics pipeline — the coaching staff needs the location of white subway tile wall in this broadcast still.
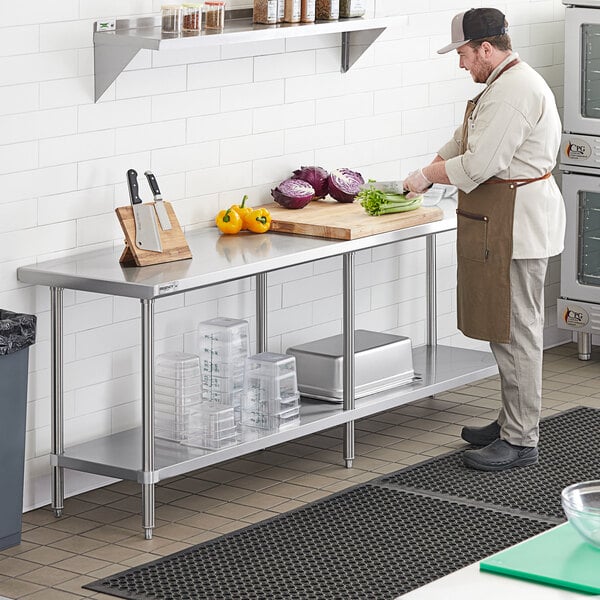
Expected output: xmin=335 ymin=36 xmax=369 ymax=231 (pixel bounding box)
xmin=0 ymin=0 xmax=568 ymax=509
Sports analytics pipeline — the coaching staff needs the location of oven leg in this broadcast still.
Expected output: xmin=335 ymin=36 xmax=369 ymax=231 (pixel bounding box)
xmin=577 ymin=331 xmax=592 ymax=361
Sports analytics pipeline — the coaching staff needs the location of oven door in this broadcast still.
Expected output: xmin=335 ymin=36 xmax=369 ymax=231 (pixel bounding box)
xmin=564 ymin=6 xmax=600 ymax=135
xmin=561 ymin=171 xmax=600 ymax=302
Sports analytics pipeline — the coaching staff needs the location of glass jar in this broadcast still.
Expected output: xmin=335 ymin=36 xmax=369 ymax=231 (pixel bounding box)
xmin=284 ymin=0 xmax=301 ymax=23
xmin=300 ymin=0 xmax=315 ymax=23
xmin=315 ymin=0 xmax=339 ymax=21
xmin=339 ymin=0 xmax=364 ymax=18
xmin=182 ymin=3 xmax=202 ymax=32
xmin=161 ymin=4 xmax=183 ymax=34
xmin=253 ymin=0 xmax=278 ymax=24
xmin=205 ymin=0 xmax=226 ymax=30
xmin=276 ymin=0 xmax=285 ymax=23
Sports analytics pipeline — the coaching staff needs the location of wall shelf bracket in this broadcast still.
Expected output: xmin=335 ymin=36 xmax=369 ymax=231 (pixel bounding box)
xmin=341 ymin=27 xmax=385 ymax=73
xmin=94 ymin=42 xmax=140 ymax=102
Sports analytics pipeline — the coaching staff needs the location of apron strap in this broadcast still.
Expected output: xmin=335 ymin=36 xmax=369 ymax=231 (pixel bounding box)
xmin=485 ymin=172 xmax=552 ymax=188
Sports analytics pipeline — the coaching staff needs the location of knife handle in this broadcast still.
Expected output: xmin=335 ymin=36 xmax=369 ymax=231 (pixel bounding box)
xmin=127 ymin=169 xmax=142 ymax=205
xmin=144 ymin=170 xmax=162 ymax=201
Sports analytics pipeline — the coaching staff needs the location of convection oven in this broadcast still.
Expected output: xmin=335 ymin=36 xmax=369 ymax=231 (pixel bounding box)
xmin=558 ymin=0 xmax=600 ymax=359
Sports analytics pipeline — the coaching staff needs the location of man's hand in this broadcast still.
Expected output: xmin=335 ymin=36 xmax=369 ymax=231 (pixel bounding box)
xmin=402 ymin=169 xmax=431 ymax=195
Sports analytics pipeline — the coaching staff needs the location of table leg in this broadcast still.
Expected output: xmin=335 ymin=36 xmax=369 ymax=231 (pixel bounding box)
xmin=256 ymin=272 xmax=268 ymax=353
xmin=426 ymin=234 xmax=438 ymax=348
xmin=141 ymin=298 xmax=155 ymax=539
xmin=50 ymin=287 xmax=64 ymax=518
xmin=343 ymin=252 xmax=355 ymax=468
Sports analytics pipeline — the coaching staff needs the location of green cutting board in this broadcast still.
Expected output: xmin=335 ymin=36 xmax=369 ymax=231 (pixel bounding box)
xmin=480 ymin=523 xmax=600 ymax=594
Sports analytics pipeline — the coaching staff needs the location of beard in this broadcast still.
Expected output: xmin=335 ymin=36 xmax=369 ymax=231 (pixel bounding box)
xmin=469 ymin=53 xmax=494 ymax=84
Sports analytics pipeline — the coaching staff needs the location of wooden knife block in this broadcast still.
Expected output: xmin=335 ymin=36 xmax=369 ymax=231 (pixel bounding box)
xmin=116 ymin=201 xmax=192 ymax=267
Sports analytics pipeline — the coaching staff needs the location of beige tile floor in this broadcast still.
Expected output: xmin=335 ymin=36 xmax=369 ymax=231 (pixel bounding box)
xmin=1 ymin=343 xmax=599 ymax=599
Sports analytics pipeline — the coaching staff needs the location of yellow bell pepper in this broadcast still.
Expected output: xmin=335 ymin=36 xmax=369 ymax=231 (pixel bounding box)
xmin=231 ymin=194 xmax=252 ymax=228
xmin=215 ymin=208 xmax=243 ymax=234
xmin=243 ymin=207 xmax=271 ymax=234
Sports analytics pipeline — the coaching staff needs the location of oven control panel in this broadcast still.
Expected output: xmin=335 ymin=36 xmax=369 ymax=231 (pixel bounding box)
xmin=561 ymin=133 xmax=600 ymax=169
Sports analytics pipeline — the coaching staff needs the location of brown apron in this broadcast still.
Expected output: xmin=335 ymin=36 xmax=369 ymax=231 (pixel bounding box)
xmin=456 ymin=59 xmax=551 ymax=344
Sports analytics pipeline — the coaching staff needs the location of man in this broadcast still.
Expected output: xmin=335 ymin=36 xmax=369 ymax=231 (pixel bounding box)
xmin=403 ymin=8 xmax=565 ymax=471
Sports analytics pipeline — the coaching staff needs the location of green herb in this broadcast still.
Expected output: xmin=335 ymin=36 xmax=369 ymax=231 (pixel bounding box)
xmin=358 ymin=185 xmax=423 ymax=216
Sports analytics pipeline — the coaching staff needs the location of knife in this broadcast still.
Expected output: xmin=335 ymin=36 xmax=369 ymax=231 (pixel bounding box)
xmin=126 ymin=169 xmax=163 ymax=253
xmin=144 ymin=170 xmax=172 ymax=231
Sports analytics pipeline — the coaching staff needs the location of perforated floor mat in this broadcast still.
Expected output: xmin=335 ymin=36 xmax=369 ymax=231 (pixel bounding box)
xmin=85 ymin=486 xmax=553 ymax=600
xmin=86 ymin=407 xmax=596 ymax=600
xmin=378 ymin=406 xmax=600 ymax=520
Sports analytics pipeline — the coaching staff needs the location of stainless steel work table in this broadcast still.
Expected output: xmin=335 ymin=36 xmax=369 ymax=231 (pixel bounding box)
xmin=17 ymin=199 xmax=497 ymax=538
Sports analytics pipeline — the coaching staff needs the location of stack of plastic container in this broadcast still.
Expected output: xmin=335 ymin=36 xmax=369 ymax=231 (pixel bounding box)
xmin=183 ymin=402 xmax=238 ymax=450
xmin=197 ymin=317 xmax=249 ymax=423
xmin=154 ymin=351 xmax=202 ymax=442
xmin=242 ymin=352 xmax=300 ymax=432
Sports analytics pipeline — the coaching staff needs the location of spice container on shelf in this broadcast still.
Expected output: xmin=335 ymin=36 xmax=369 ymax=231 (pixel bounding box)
xmin=254 ymin=0 xmax=278 ymax=24
xmin=182 ymin=3 xmax=202 ymax=32
xmin=284 ymin=0 xmax=301 ymax=22
xmin=339 ymin=0 xmax=364 ymax=17
xmin=276 ymin=0 xmax=285 ymax=22
xmin=205 ymin=0 xmax=226 ymax=30
xmin=316 ymin=0 xmax=339 ymax=20
xmin=301 ymin=0 xmax=315 ymax=23
xmin=161 ymin=4 xmax=183 ymax=33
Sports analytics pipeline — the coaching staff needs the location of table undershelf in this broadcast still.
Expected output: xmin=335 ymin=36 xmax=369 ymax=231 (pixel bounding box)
xmin=54 ymin=345 xmax=497 ymax=483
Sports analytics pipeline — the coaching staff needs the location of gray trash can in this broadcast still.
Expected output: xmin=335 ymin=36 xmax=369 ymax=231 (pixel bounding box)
xmin=0 ymin=309 xmax=36 ymax=551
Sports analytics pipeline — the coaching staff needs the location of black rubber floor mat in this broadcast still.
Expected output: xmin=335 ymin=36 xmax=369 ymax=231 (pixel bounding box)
xmin=85 ymin=486 xmax=553 ymax=600
xmin=378 ymin=406 xmax=600 ymax=520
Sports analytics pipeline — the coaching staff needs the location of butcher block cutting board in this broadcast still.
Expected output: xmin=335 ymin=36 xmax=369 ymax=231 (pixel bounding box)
xmin=258 ymin=199 xmax=444 ymax=240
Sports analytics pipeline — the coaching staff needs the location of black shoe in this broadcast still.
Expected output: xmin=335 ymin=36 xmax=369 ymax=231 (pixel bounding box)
xmin=462 ymin=439 xmax=538 ymax=472
xmin=461 ymin=420 xmax=501 ymax=446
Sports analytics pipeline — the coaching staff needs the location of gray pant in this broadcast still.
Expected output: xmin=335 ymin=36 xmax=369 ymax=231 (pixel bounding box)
xmin=490 ymin=258 xmax=548 ymax=447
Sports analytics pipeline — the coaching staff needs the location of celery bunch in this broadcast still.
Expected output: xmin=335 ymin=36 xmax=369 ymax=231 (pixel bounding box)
xmin=358 ymin=186 xmax=423 ymax=216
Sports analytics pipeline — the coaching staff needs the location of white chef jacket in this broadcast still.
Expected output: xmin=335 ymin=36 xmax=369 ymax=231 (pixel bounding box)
xmin=438 ymin=53 xmax=566 ymax=259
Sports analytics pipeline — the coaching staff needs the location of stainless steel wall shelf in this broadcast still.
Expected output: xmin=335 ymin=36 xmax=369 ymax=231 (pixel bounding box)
xmin=93 ymin=10 xmax=391 ymax=101
xmin=18 ymin=199 xmax=498 ymax=539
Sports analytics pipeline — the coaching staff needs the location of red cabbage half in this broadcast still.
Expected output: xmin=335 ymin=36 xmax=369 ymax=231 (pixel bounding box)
xmin=271 ymin=178 xmax=315 ymax=209
xmin=292 ymin=165 xmax=329 ymax=200
xmin=328 ymin=168 xmax=365 ymax=203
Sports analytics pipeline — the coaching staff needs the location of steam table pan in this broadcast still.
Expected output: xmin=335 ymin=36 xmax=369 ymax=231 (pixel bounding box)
xmin=286 ymin=329 xmax=414 ymax=403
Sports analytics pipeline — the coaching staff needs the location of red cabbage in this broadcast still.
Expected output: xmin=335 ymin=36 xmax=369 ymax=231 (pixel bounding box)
xmin=328 ymin=168 xmax=365 ymax=203
xmin=292 ymin=165 xmax=329 ymax=200
xmin=271 ymin=178 xmax=315 ymax=209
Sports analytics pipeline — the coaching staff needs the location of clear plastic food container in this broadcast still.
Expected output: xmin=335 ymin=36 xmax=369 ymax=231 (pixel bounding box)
xmin=204 ymin=1 xmax=226 ymax=30
xmin=301 ymin=0 xmax=316 ymax=23
xmin=182 ymin=3 xmax=202 ymax=32
xmin=339 ymin=0 xmax=364 ymax=18
xmin=242 ymin=405 xmax=300 ymax=431
xmin=155 ymin=352 xmax=201 ymax=377
xmin=161 ymin=4 xmax=183 ymax=33
xmin=316 ymin=0 xmax=339 ymax=20
xmin=253 ymin=0 xmax=278 ymax=24
xmin=284 ymin=0 xmax=301 ymax=23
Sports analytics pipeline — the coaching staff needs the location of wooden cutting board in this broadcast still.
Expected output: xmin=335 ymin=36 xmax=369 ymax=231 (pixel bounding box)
xmin=257 ymin=199 xmax=444 ymax=240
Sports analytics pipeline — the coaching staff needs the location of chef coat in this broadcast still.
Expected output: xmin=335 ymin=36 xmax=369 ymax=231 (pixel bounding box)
xmin=438 ymin=53 xmax=565 ymax=259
